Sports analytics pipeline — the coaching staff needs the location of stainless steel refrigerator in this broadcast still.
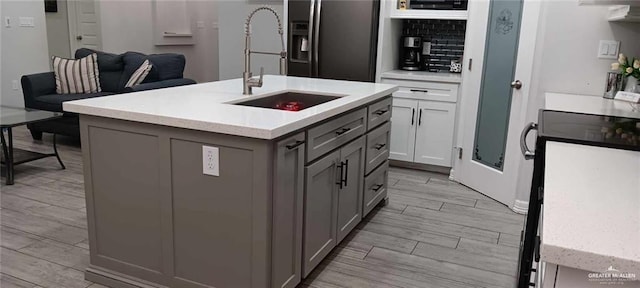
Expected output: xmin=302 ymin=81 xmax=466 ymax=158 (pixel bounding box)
xmin=287 ymin=0 xmax=380 ymax=82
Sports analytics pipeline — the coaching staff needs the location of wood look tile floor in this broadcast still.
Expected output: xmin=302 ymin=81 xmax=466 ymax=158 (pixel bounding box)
xmin=0 ymin=127 xmax=525 ymax=288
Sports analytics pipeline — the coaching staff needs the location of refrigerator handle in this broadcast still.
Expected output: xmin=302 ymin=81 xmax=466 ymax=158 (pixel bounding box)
xmin=308 ymin=0 xmax=316 ymax=77
xmin=314 ymin=0 xmax=322 ymax=77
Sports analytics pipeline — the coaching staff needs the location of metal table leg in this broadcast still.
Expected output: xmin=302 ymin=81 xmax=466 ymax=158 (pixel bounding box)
xmin=53 ymin=134 xmax=65 ymax=169
xmin=1 ymin=128 xmax=15 ymax=185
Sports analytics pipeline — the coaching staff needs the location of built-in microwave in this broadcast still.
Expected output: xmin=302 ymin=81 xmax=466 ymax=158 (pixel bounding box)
xmin=409 ymin=0 xmax=468 ymax=10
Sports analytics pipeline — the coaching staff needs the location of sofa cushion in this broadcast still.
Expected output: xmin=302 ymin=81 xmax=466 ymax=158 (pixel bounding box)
xmin=122 ymin=52 xmax=186 ymax=86
xmin=32 ymin=92 xmax=114 ymax=112
xmin=52 ymin=53 xmax=101 ymax=94
xmin=75 ymin=48 xmax=126 ymax=93
xmin=125 ymin=60 xmax=153 ymax=88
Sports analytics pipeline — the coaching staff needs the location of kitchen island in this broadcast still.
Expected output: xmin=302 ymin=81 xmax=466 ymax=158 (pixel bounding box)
xmin=63 ymin=75 xmax=397 ymax=288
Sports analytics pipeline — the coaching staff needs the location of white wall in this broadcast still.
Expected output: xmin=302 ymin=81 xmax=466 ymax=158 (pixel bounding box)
xmin=98 ymin=0 xmax=219 ymax=83
xmin=45 ymin=0 xmax=71 ymax=59
xmin=217 ymin=0 xmax=284 ymax=80
xmin=1 ymin=0 xmax=50 ymax=107
xmin=515 ymin=1 xmax=640 ymax=205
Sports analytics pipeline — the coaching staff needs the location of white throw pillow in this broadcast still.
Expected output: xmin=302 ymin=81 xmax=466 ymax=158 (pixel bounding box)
xmin=125 ymin=60 xmax=153 ymax=88
xmin=52 ymin=53 xmax=101 ymax=94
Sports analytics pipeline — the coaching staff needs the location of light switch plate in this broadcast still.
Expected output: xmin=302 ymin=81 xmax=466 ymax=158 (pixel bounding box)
xmin=202 ymin=146 xmax=219 ymax=176
xmin=5 ymin=17 xmax=11 ymax=28
xmin=19 ymin=17 xmax=35 ymax=27
xmin=598 ymin=40 xmax=620 ymax=59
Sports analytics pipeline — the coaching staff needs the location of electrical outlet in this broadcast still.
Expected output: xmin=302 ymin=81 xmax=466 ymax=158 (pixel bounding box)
xmin=202 ymin=146 xmax=219 ymax=176
xmin=12 ymin=80 xmax=19 ymax=90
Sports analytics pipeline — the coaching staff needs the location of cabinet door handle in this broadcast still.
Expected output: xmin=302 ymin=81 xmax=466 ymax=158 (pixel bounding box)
xmin=418 ymin=109 xmax=423 ymax=126
xmin=335 ymin=127 xmax=351 ymax=135
xmin=336 ymin=160 xmax=348 ymax=188
xmin=411 ymin=108 xmax=415 ymax=125
xmin=374 ymin=109 xmax=388 ymax=116
xmin=336 ymin=162 xmax=344 ymax=189
xmin=343 ymin=159 xmax=349 ymax=187
xmin=374 ymin=143 xmax=386 ymax=150
xmin=410 ymin=89 xmax=428 ymax=93
xmin=372 ymin=184 xmax=383 ymax=192
xmin=285 ymin=140 xmax=305 ymax=150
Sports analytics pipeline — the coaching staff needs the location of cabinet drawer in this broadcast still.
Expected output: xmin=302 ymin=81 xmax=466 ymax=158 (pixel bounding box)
xmin=365 ymin=122 xmax=390 ymax=175
xmin=363 ymin=160 xmax=389 ymax=217
xmin=382 ymin=78 xmax=458 ymax=103
xmin=306 ymin=108 xmax=367 ymax=162
xmin=367 ymin=97 xmax=392 ymax=131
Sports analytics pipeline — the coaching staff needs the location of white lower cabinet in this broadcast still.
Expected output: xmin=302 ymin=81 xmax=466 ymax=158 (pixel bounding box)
xmin=389 ymin=98 xmax=456 ymax=167
xmin=414 ymin=101 xmax=456 ymax=167
xmin=389 ymin=98 xmax=417 ymax=162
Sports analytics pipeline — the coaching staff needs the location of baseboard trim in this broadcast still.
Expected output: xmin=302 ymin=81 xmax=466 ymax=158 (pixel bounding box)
xmin=86 ymin=266 xmax=165 ymax=288
xmin=389 ymin=160 xmax=451 ymax=175
xmin=512 ymin=199 xmax=529 ymax=215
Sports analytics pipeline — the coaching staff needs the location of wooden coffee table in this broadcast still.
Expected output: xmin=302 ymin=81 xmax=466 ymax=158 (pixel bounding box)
xmin=1 ymin=106 xmax=66 ymax=185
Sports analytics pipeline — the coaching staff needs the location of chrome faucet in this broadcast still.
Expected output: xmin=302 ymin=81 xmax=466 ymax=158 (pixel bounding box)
xmin=243 ymin=6 xmax=288 ymax=95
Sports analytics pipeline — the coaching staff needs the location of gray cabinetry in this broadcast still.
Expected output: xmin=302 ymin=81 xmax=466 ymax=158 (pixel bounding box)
xmin=303 ymin=150 xmax=340 ymax=277
xmin=336 ymin=137 xmax=365 ymax=243
xmin=365 ymin=122 xmax=391 ymax=174
xmin=307 ymin=108 xmax=367 ymax=162
xmin=302 ymin=136 xmax=366 ymax=276
xmin=363 ymin=160 xmax=389 ymax=217
xmin=272 ymin=133 xmax=305 ymax=288
xmin=79 ymin=96 xmax=392 ymax=288
xmin=367 ymin=97 xmax=392 ymax=130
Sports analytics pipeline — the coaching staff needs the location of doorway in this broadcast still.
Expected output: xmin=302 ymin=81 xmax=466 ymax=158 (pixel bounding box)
xmin=45 ymin=0 xmax=101 ymax=60
xmin=454 ymin=0 xmax=542 ymax=209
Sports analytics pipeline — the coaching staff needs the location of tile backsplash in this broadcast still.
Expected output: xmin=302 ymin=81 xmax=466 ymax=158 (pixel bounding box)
xmin=403 ymin=19 xmax=466 ymax=72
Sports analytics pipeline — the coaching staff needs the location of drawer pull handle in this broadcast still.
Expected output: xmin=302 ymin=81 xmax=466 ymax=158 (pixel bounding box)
xmin=285 ymin=140 xmax=305 ymax=150
xmin=372 ymin=184 xmax=383 ymax=192
xmin=374 ymin=109 xmax=388 ymax=116
xmin=374 ymin=143 xmax=386 ymax=150
xmin=410 ymin=89 xmax=429 ymax=93
xmin=335 ymin=127 xmax=351 ymax=135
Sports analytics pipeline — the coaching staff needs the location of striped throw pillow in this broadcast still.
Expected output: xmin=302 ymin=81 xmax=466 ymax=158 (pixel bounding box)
xmin=52 ymin=53 xmax=101 ymax=94
xmin=125 ymin=60 xmax=153 ymax=88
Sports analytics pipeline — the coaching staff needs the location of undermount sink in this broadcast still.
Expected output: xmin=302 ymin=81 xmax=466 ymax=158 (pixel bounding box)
xmin=232 ymin=92 xmax=342 ymax=111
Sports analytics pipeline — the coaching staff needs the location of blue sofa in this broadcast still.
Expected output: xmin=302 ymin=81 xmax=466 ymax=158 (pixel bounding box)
xmin=21 ymin=48 xmax=196 ymax=139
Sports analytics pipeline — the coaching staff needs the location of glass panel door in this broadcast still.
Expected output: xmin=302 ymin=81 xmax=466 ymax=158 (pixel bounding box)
xmin=472 ymin=0 xmax=524 ymax=170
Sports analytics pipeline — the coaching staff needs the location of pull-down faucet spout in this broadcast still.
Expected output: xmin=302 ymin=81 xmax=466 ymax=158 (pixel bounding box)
xmin=243 ymin=6 xmax=288 ymax=95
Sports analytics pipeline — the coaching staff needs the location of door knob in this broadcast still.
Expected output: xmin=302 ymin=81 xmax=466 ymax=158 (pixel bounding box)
xmin=76 ymin=35 xmax=83 ymax=40
xmin=511 ymin=80 xmax=523 ymax=90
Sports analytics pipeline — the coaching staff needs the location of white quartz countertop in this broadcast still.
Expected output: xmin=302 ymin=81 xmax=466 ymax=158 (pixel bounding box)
xmin=380 ymin=70 xmax=462 ymax=83
xmin=546 ymin=92 xmax=640 ymax=119
xmin=540 ymin=141 xmax=640 ymax=276
xmin=63 ymin=76 xmax=398 ymax=139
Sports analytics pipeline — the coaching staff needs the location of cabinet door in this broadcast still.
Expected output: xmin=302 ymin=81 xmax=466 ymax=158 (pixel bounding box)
xmin=272 ymin=133 xmax=305 ymax=288
xmin=414 ymin=101 xmax=456 ymax=167
xmin=336 ymin=136 xmax=365 ymax=243
xmin=389 ymin=98 xmax=418 ymax=162
xmin=303 ymin=150 xmax=340 ymax=277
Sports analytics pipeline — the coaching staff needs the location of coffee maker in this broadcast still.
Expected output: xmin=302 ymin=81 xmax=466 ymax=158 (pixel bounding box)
xmin=400 ymin=36 xmax=422 ymax=71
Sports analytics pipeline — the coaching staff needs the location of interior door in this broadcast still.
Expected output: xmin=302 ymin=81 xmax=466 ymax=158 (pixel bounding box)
xmin=336 ymin=137 xmax=364 ymax=243
xmin=454 ymin=0 xmax=541 ymax=207
xmin=315 ymin=0 xmax=379 ymax=81
xmin=68 ymin=0 xmax=101 ymax=53
xmin=389 ymin=98 xmax=418 ymax=162
xmin=414 ymin=100 xmax=456 ymax=167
